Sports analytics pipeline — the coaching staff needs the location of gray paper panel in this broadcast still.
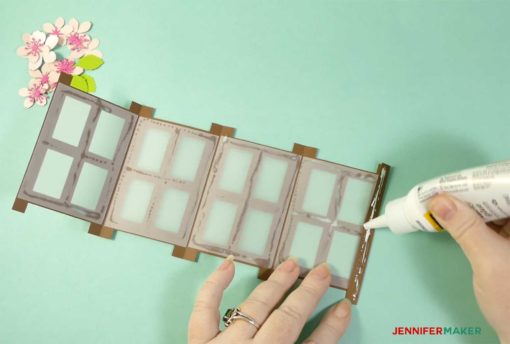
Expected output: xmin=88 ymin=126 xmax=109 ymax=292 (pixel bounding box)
xmin=17 ymin=83 xmax=138 ymax=224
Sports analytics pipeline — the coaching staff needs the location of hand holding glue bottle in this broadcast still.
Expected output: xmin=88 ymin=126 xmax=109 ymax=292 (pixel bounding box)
xmin=364 ymin=161 xmax=510 ymax=343
xmin=364 ymin=161 xmax=510 ymax=233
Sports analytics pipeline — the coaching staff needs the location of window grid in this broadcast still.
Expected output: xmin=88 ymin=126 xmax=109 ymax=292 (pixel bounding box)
xmin=275 ymin=157 xmax=377 ymax=289
xmin=189 ymin=138 xmax=300 ymax=268
xmin=105 ymin=118 xmax=218 ymax=246
xmin=18 ymin=84 xmax=136 ymax=223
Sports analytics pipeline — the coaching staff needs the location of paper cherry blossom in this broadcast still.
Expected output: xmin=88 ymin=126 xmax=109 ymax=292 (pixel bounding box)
xmin=17 ymin=17 xmax=104 ymax=109
xmin=29 ymin=63 xmax=60 ymax=92
xmin=16 ymin=31 xmax=58 ymax=70
xmin=19 ymin=79 xmax=49 ymax=108
xmin=42 ymin=17 xmax=72 ymax=45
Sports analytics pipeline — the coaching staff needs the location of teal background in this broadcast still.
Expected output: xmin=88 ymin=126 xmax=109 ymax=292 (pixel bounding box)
xmin=1 ymin=1 xmax=508 ymax=343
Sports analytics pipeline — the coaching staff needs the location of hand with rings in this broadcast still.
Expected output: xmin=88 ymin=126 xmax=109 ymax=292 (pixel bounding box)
xmin=188 ymin=256 xmax=352 ymax=344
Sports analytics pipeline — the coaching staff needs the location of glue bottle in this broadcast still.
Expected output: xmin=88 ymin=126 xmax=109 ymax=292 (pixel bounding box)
xmin=363 ymin=161 xmax=510 ymax=234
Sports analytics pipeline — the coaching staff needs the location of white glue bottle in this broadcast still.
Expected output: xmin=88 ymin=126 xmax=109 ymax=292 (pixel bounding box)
xmin=363 ymin=160 xmax=510 ymax=234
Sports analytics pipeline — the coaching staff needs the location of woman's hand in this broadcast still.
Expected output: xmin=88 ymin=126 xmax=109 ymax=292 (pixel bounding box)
xmin=188 ymin=257 xmax=351 ymax=344
xmin=429 ymin=193 xmax=510 ymax=344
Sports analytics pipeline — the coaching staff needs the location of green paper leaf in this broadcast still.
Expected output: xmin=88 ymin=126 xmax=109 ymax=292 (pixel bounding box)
xmin=82 ymin=74 xmax=96 ymax=93
xmin=70 ymin=75 xmax=89 ymax=92
xmin=76 ymin=55 xmax=104 ymax=70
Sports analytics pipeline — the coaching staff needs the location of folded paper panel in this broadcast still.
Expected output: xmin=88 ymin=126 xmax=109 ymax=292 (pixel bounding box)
xmin=15 ymin=83 xmax=138 ymax=223
xmin=104 ymin=118 xmax=218 ymax=246
xmin=14 ymin=78 xmax=390 ymax=304
xmin=274 ymin=157 xmax=378 ymax=289
xmin=189 ymin=138 xmax=300 ymax=267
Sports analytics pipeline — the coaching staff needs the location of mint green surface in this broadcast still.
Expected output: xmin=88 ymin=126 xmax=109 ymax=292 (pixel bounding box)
xmin=168 ymin=136 xmax=206 ymax=182
xmin=289 ymin=221 xmax=323 ymax=269
xmin=237 ymin=208 xmax=273 ymax=255
xmin=52 ymin=95 xmax=90 ymax=146
xmin=88 ymin=110 xmax=125 ymax=160
xmin=154 ymin=188 xmax=190 ymax=233
xmin=251 ymin=154 xmax=289 ymax=203
xmin=2 ymin=1 xmax=508 ymax=343
xmin=218 ymin=147 xmax=254 ymax=194
xmin=202 ymin=200 xmax=238 ymax=245
xmin=337 ymin=178 xmax=374 ymax=225
xmin=32 ymin=149 xmax=74 ymax=199
xmin=135 ymin=128 xmax=171 ymax=173
xmin=71 ymin=162 xmax=107 ymax=210
xmin=302 ymin=168 xmax=337 ymax=216
xmin=327 ymin=231 xmax=360 ymax=279
xmin=119 ymin=179 xmax=154 ymax=224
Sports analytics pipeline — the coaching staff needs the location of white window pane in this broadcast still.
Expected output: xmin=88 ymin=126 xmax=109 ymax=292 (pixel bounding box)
xmin=218 ymin=147 xmax=254 ymax=194
xmin=288 ymin=222 xmax=323 ymax=269
xmin=52 ymin=96 xmax=90 ymax=146
xmin=153 ymin=188 xmax=190 ymax=233
xmin=135 ymin=128 xmax=171 ymax=173
xmin=168 ymin=136 xmax=206 ymax=182
xmin=252 ymin=155 xmax=289 ymax=203
xmin=33 ymin=149 xmax=73 ymax=199
xmin=337 ymin=178 xmax=374 ymax=225
xmin=71 ymin=163 xmax=108 ymax=210
xmin=237 ymin=209 xmax=273 ymax=256
xmin=327 ymin=231 xmax=359 ymax=278
xmin=301 ymin=169 xmax=336 ymax=216
xmin=88 ymin=110 xmax=125 ymax=160
xmin=201 ymin=200 xmax=238 ymax=246
xmin=119 ymin=179 xmax=155 ymax=223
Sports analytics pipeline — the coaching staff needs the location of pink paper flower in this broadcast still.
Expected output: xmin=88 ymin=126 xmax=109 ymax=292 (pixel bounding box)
xmin=16 ymin=31 xmax=58 ymax=70
xmin=79 ymin=38 xmax=103 ymax=58
xmin=42 ymin=17 xmax=72 ymax=45
xmin=17 ymin=17 xmax=104 ymax=109
xmin=29 ymin=63 xmax=60 ymax=91
xmin=66 ymin=18 xmax=94 ymax=59
xmin=19 ymin=79 xmax=49 ymax=108
xmin=52 ymin=58 xmax=83 ymax=75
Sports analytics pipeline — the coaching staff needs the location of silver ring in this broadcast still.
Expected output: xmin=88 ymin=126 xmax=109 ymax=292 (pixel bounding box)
xmin=223 ymin=307 xmax=261 ymax=329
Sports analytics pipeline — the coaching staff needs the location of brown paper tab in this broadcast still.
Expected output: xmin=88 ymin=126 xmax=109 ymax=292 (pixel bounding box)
xmin=345 ymin=163 xmax=391 ymax=304
xmin=12 ymin=198 xmax=28 ymax=213
xmin=292 ymin=143 xmax=318 ymax=158
xmin=88 ymin=223 xmax=115 ymax=239
xmin=210 ymin=123 xmax=236 ymax=137
xmin=129 ymin=102 xmax=155 ymax=118
xmin=172 ymin=246 xmax=200 ymax=262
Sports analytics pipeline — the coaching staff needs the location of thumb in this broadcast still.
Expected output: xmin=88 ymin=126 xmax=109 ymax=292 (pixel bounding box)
xmin=428 ymin=193 xmax=501 ymax=263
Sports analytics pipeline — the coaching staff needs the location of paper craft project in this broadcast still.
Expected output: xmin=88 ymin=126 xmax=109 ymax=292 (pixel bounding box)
xmin=13 ymin=73 xmax=390 ymax=303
